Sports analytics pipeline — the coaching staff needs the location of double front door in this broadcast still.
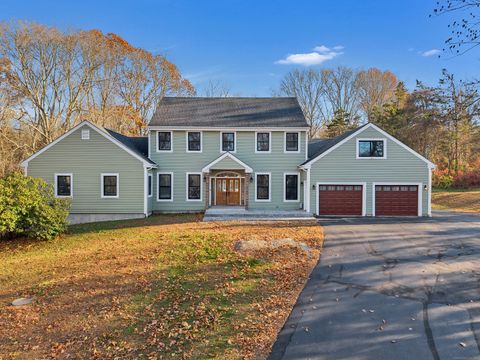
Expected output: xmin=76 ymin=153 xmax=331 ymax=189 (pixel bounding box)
xmin=215 ymin=178 xmax=241 ymax=205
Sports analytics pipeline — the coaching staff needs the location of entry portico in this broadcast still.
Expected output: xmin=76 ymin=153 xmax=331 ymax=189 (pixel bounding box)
xmin=201 ymin=152 xmax=253 ymax=208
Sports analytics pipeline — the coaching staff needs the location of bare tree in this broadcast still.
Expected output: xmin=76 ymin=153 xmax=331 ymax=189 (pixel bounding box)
xmin=0 ymin=21 xmax=194 ymax=176
xmin=322 ymin=66 xmax=362 ymax=124
xmin=277 ymin=69 xmax=326 ymax=137
xmin=433 ymin=0 xmax=480 ymax=55
xmin=356 ymin=68 xmax=398 ymax=121
xmin=203 ymin=80 xmax=231 ymax=97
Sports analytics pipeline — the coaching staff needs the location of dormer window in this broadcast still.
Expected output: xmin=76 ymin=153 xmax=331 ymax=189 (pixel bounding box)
xmin=357 ymin=139 xmax=386 ymax=159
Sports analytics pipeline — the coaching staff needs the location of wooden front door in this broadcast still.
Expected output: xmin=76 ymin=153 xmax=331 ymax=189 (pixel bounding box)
xmin=215 ymin=178 xmax=241 ymax=205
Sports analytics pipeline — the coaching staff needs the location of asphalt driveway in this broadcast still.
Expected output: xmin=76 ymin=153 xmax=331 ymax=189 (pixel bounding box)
xmin=269 ymin=211 xmax=480 ymax=360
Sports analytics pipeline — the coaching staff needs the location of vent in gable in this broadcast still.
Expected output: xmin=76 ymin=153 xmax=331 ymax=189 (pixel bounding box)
xmin=81 ymin=129 xmax=90 ymax=140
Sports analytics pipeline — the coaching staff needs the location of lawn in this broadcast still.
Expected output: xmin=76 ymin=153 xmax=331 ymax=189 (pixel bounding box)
xmin=432 ymin=189 xmax=480 ymax=213
xmin=0 ymin=215 xmax=323 ymax=359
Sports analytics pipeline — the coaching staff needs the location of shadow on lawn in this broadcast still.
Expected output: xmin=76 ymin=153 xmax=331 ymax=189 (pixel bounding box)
xmin=67 ymin=213 xmax=204 ymax=235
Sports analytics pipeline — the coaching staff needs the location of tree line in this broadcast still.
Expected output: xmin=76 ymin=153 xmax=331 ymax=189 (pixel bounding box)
xmin=0 ymin=21 xmax=478 ymax=180
xmin=277 ymin=67 xmax=480 ymax=174
xmin=0 ymin=21 xmax=194 ymax=176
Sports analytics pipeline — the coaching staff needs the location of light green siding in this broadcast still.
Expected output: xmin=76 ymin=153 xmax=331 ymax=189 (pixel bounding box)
xmin=210 ymin=156 xmax=246 ymax=170
xmin=150 ymin=130 xmax=307 ymax=211
xmin=27 ymin=124 xmax=146 ymax=214
xmin=308 ymin=127 xmax=431 ymax=216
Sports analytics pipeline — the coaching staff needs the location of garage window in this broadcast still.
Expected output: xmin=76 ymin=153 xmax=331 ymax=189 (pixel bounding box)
xmin=357 ymin=139 xmax=385 ymax=158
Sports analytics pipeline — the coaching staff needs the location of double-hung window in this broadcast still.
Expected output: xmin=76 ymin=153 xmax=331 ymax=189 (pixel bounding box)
xmin=55 ymin=174 xmax=72 ymax=197
xmin=284 ymin=173 xmax=299 ymax=201
xmin=357 ymin=139 xmax=386 ymax=158
xmin=158 ymin=173 xmax=173 ymax=201
xmin=256 ymin=132 xmax=270 ymax=152
xmin=255 ymin=173 xmax=271 ymax=201
xmin=187 ymin=131 xmax=202 ymax=152
xmin=221 ymin=132 xmax=235 ymax=152
xmin=101 ymin=174 xmax=119 ymax=198
xmin=157 ymin=131 xmax=172 ymax=151
xmin=187 ymin=173 xmax=202 ymax=201
xmin=285 ymin=132 xmax=299 ymax=152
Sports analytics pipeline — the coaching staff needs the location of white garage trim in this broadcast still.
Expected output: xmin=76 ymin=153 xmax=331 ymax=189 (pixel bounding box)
xmin=372 ymin=182 xmax=423 ymax=217
xmin=316 ymin=182 xmax=367 ymax=217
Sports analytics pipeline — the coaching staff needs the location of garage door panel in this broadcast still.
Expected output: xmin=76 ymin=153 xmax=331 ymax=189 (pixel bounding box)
xmin=318 ymin=185 xmax=363 ymax=216
xmin=375 ymin=185 xmax=418 ymax=216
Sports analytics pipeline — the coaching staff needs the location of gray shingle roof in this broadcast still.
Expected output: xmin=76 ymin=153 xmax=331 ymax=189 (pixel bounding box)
xmin=303 ymin=124 xmax=369 ymax=165
xmin=149 ymin=97 xmax=309 ymax=128
xmin=106 ymin=129 xmax=156 ymax=165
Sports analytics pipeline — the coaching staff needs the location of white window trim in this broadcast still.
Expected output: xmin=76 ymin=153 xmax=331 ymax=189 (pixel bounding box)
xmin=101 ymin=173 xmax=119 ymax=199
xmin=148 ymin=173 xmax=153 ymax=197
xmin=54 ymin=173 xmax=73 ymax=198
xmin=284 ymin=131 xmax=301 ymax=153
xmin=186 ymin=172 xmax=203 ymax=202
xmin=255 ymin=131 xmax=271 ymax=153
xmin=372 ymin=182 xmax=423 ymax=217
xmin=356 ymin=138 xmax=387 ymax=160
xmin=81 ymin=129 xmax=90 ymax=140
xmin=156 ymin=131 xmax=173 ymax=153
xmin=283 ymin=172 xmax=300 ymax=202
xmin=316 ymin=182 xmax=367 ymax=217
xmin=255 ymin=172 xmax=271 ymax=202
xmin=157 ymin=172 xmax=174 ymax=202
xmin=219 ymin=131 xmax=236 ymax=153
xmin=186 ymin=131 xmax=203 ymax=153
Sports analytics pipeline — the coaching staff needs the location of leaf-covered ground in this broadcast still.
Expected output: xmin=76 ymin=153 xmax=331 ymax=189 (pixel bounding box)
xmin=0 ymin=215 xmax=323 ymax=359
xmin=432 ymin=190 xmax=480 ymax=214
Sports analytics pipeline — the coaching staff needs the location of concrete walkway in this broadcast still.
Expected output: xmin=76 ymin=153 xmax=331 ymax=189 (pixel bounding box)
xmin=203 ymin=207 xmax=315 ymax=221
xmin=269 ymin=211 xmax=480 ymax=360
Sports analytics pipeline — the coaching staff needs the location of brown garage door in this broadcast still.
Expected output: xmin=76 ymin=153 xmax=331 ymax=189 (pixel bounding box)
xmin=375 ymin=185 xmax=418 ymax=216
xmin=318 ymin=185 xmax=363 ymax=216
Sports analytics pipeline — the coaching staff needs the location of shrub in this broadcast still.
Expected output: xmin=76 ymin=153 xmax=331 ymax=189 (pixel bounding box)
xmin=432 ymin=169 xmax=454 ymax=189
xmin=433 ymin=168 xmax=480 ymax=190
xmin=0 ymin=172 xmax=70 ymax=240
xmin=453 ymin=170 xmax=480 ymax=189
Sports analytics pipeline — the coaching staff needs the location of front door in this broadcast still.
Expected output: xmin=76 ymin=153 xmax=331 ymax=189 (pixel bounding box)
xmin=215 ymin=178 xmax=241 ymax=205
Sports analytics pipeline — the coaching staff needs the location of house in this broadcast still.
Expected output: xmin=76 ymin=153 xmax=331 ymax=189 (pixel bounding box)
xmin=20 ymin=97 xmax=435 ymax=224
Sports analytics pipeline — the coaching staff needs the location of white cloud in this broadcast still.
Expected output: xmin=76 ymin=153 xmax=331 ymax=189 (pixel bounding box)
xmin=276 ymin=45 xmax=344 ymax=66
xmin=421 ymin=49 xmax=441 ymax=57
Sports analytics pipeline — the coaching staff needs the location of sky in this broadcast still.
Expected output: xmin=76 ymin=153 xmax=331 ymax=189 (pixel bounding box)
xmin=2 ymin=0 xmax=479 ymax=96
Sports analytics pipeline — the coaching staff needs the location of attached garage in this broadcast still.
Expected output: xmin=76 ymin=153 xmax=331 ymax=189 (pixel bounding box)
xmin=373 ymin=184 xmax=421 ymax=216
xmin=317 ymin=183 xmax=365 ymax=216
xmin=302 ymin=123 xmax=435 ymax=217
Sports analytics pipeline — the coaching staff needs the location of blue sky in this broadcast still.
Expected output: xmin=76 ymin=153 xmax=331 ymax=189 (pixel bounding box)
xmin=2 ymin=0 xmax=479 ymax=95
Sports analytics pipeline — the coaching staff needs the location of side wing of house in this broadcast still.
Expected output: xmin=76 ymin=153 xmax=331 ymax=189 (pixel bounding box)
xmin=305 ymin=124 xmax=434 ymax=217
xmin=22 ymin=122 xmax=149 ymax=223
